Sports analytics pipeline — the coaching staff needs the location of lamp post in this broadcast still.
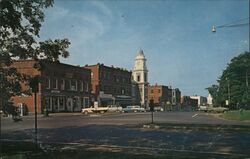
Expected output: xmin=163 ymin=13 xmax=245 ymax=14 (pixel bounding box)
xmin=149 ymin=99 xmax=154 ymax=124
xmin=30 ymin=75 xmax=39 ymax=150
xmin=30 ymin=62 xmax=41 ymax=150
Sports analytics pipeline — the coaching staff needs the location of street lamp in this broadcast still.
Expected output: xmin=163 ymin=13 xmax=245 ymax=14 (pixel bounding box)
xmin=30 ymin=62 xmax=41 ymax=150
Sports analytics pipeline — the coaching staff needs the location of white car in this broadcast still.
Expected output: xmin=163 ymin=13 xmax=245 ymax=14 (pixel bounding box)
xmin=154 ymin=107 xmax=164 ymax=112
xmin=123 ymin=105 xmax=145 ymax=113
xmin=107 ymin=105 xmax=123 ymax=112
xmin=198 ymin=105 xmax=208 ymax=112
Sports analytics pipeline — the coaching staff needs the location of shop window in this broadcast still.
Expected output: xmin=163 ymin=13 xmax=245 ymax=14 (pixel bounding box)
xmin=59 ymin=98 xmax=64 ymax=110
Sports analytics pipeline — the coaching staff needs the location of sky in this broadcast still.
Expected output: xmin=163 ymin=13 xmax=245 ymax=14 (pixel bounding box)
xmin=39 ymin=0 xmax=249 ymax=97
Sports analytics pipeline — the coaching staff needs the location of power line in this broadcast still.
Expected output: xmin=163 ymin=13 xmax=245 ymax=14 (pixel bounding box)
xmin=218 ymin=17 xmax=249 ymax=28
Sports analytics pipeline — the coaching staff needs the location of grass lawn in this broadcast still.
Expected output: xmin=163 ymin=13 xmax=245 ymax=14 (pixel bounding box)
xmin=221 ymin=110 xmax=250 ymax=121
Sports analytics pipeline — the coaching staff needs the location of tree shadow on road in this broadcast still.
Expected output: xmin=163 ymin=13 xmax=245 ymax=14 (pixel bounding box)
xmin=1 ymin=124 xmax=250 ymax=159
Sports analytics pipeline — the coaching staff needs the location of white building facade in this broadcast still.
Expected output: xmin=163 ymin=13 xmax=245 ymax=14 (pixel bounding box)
xmin=132 ymin=49 xmax=148 ymax=108
xmin=207 ymin=93 xmax=213 ymax=106
xmin=190 ymin=95 xmax=207 ymax=107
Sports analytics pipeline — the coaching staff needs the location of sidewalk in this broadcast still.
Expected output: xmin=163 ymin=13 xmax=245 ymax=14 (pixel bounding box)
xmin=1 ymin=112 xmax=83 ymax=120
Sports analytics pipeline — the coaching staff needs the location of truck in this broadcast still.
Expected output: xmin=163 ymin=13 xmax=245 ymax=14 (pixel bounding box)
xmin=82 ymin=102 xmax=108 ymax=114
xmin=82 ymin=106 xmax=109 ymax=114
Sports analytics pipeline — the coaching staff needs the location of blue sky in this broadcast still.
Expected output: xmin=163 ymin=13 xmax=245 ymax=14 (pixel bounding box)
xmin=40 ymin=0 xmax=249 ymax=97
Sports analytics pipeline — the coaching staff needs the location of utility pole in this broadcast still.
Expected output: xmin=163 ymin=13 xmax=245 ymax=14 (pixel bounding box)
xmin=34 ymin=91 xmax=38 ymax=150
xmin=226 ymin=77 xmax=230 ymax=106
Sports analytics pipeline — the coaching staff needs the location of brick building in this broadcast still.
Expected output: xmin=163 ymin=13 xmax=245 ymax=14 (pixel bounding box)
xmin=11 ymin=60 xmax=91 ymax=113
xmin=84 ymin=63 xmax=132 ymax=107
xmin=181 ymin=96 xmax=198 ymax=111
xmin=148 ymin=84 xmax=172 ymax=106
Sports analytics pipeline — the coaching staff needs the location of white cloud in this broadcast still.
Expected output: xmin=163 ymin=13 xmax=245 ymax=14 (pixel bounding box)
xmin=90 ymin=1 xmax=113 ymax=19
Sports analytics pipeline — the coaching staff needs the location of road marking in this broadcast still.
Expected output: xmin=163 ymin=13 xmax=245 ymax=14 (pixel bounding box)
xmin=192 ymin=114 xmax=198 ymax=118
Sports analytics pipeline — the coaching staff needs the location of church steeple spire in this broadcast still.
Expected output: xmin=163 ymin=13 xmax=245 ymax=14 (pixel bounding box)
xmin=132 ymin=48 xmax=148 ymax=108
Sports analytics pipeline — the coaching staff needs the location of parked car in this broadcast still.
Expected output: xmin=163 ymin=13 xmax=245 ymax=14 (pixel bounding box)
xmin=208 ymin=107 xmax=229 ymax=113
xmin=123 ymin=105 xmax=144 ymax=113
xmin=82 ymin=106 xmax=108 ymax=114
xmin=198 ymin=105 xmax=208 ymax=112
xmin=146 ymin=106 xmax=163 ymax=112
xmin=107 ymin=105 xmax=123 ymax=112
xmin=154 ymin=107 xmax=164 ymax=112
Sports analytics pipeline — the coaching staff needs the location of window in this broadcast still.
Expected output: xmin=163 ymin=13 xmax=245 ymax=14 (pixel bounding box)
xmin=60 ymin=79 xmax=65 ymax=90
xmin=59 ymin=98 xmax=64 ymax=110
xmin=45 ymin=97 xmax=52 ymax=111
xmin=158 ymin=89 xmax=161 ymax=93
xmin=80 ymin=81 xmax=84 ymax=92
xmin=65 ymin=79 xmax=70 ymax=90
xmin=52 ymin=78 xmax=58 ymax=89
xmin=121 ymin=88 xmax=125 ymax=95
xmin=45 ymin=77 xmax=50 ymax=89
xmin=85 ymin=82 xmax=89 ymax=92
xmin=71 ymin=80 xmax=77 ymax=91
xmin=136 ymin=73 xmax=141 ymax=82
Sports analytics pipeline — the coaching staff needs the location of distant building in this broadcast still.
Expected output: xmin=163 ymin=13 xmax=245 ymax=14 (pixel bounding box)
xmin=84 ymin=63 xmax=132 ymax=107
xmin=207 ymin=93 xmax=213 ymax=106
xmin=172 ymin=88 xmax=181 ymax=106
xmin=190 ymin=95 xmax=207 ymax=108
xmin=132 ymin=49 xmax=149 ymax=108
xmin=181 ymin=96 xmax=198 ymax=111
xmin=148 ymin=84 xmax=182 ymax=110
xmin=11 ymin=60 xmax=91 ymax=113
xmin=148 ymin=84 xmax=172 ymax=107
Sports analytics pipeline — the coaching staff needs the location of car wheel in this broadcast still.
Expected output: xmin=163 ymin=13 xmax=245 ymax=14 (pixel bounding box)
xmin=100 ymin=110 xmax=105 ymax=114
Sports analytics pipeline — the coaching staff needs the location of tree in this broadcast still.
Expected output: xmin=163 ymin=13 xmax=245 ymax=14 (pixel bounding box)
xmin=207 ymin=52 xmax=250 ymax=109
xmin=0 ymin=0 xmax=71 ymax=114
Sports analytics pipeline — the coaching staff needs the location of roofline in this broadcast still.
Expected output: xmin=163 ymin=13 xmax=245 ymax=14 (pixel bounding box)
xmin=84 ymin=63 xmax=132 ymax=73
xmin=13 ymin=59 xmax=90 ymax=72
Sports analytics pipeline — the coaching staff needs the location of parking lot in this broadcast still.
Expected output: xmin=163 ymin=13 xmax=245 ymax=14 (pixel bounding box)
xmin=1 ymin=112 xmax=250 ymax=158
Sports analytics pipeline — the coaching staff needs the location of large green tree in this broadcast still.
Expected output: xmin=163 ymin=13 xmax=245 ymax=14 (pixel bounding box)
xmin=0 ymin=0 xmax=70 ymax=114
xmin=207 ymin=52 xmax=250 ymax=109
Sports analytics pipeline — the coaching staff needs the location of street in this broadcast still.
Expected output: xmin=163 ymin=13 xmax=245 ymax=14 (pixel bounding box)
xmin=1 ymin=112 xmax=250 ymax=158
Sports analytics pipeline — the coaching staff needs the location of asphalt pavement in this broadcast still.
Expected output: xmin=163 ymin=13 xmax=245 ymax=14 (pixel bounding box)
xmin=1 ymin=112 xmax=250 ymax=158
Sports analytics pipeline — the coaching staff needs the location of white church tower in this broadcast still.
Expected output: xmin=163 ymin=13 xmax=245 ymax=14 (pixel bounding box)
xmin=132 ymin=49 xmax=148 ymax=108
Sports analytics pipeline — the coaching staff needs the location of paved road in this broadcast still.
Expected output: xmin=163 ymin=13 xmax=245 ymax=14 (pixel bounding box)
xmin=2 ymin=112 xmax=250 ymax=131
xmin=1 ymin=112 xmax=250 ymax=158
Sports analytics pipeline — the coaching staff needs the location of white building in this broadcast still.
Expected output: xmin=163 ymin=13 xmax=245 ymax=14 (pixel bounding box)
xmin=190 ymin=95 xmax=207 ymax=107
xmin=207 ymin=93 xmax=213 ymax=106
xmin=132 ymin=49 xmax=148 ymax=108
